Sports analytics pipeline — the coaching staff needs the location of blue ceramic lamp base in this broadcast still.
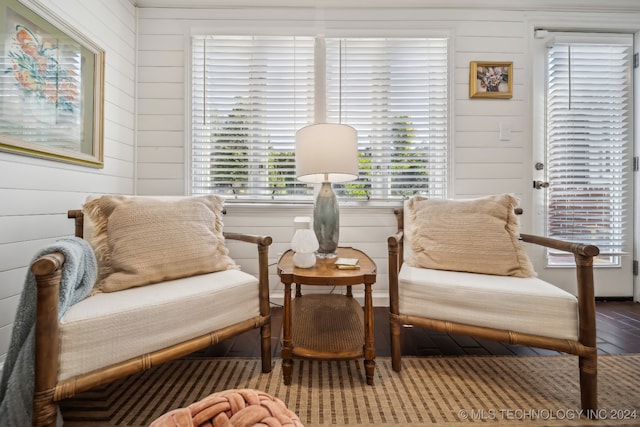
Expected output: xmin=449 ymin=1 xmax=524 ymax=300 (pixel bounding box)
xmin=313 ymin=181 xmax=340 ymax=258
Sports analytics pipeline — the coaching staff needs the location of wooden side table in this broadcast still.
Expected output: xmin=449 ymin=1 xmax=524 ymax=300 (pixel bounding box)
xmin=277 ymin=247 xmax=377 ymax=385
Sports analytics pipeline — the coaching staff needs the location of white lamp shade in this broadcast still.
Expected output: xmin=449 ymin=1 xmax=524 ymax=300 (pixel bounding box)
xmin=295 ymin=123 xmax=358 ymax=183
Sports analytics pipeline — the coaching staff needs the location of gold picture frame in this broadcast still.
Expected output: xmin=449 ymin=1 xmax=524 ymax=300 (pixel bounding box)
xmin=469 ymin=61 xmax=512 ymax=99
xmin=0 ymin=0 xmax=105 ymax=167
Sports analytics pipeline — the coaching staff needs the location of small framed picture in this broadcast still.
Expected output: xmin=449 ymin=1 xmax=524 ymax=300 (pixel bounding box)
xmin=469 ymin=61 xmax=513 ymax=99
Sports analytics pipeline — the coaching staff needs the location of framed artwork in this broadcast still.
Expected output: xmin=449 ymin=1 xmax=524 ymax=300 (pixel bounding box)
xmin=469 ymin=61 xmax=512 ymax=99
xmin=0 ymin=0 xmax=105 ymax=167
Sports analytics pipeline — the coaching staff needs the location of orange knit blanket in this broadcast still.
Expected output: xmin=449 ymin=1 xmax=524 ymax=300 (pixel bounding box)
xmin=149 ymin=388 xmax=303 ymax=427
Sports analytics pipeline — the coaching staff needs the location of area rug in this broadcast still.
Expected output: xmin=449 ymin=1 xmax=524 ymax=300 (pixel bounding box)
xmin=60 ymin=355 xmax=640 ymax=426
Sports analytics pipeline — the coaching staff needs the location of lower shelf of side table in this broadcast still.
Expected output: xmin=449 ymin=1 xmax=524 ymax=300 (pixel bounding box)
xmin=291 ymin=293 xmax=365 ymax=359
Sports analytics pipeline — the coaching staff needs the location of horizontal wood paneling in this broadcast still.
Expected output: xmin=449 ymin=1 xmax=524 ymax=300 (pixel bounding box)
xmin=0 ymin=0 xmax=137 ymax=365
xmin=135 ymin=0 xmax=640 ymax=14
xmin=134 ymin=4 xmax=640 ymax=306
xmin=219 ymin=204 xmax=398 ymax=305
xmin=0 ymin=269 xmax=28 ymax=301
xmin=0 ymin=215 xmax=73 ymax=244
xmin=3 ymin=0 xmax=639 ymax=370
xmin=136 ymin=6 xmax=536 ymax=205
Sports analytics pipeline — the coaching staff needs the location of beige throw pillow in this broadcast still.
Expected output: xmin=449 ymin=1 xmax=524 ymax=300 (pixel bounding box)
xmin=405 ymin=194 xmax=536 ymax=278
xmin=84 ymin=195 xmax=236 ymax=293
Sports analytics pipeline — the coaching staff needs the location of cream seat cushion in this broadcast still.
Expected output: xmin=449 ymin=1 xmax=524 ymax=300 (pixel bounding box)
xmin=57 ymin=269 xmax=259 ymax=381
xmin=398 ymin=265 xmax=579 ymax=341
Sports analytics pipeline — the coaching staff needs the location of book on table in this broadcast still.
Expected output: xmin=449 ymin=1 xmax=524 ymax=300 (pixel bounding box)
xmin=335 ymin=257 xmax=360 ymax=269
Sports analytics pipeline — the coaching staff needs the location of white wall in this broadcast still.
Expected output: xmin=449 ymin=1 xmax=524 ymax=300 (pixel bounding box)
xmin=0 ymin=0 xmax=137 ymax=365
xmin=136 ymin=5 xmax=640 ymax=303
xmin=136 ymin=7 xmax=533 ymax=304
xmin=2 ymin=1 xmax=639 ymax=367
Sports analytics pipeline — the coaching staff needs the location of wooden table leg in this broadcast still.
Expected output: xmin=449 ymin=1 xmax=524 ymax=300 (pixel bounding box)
xmin=363 ymin=283 xmax=376 ymax=385
xmin=282 ymin=281 xmax=293 ymax=385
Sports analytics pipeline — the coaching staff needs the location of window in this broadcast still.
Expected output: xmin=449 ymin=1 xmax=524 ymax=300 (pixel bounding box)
xmin=544 ymin=34 xmax=632 ymax=265
xmin=191 ymin=35 xmax=448 ymax=201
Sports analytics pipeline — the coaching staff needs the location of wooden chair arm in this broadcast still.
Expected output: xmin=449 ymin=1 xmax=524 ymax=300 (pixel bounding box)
xmin=223 ymin=232 xmax=273 ymax=248
xmin=387 ymin=230 xmax=403 ymax=248
xmin=387 ymin=230 xmax=404 ymax=316
xmin=223 ymin=232 xmax=272 ymax=319
xmin=32 ymin=253 xmax=65 ymax=276
xmin=519 ymin=233 xmax=599 ymax=257
xmin=520 ymin=233 xmax=598 ymax=349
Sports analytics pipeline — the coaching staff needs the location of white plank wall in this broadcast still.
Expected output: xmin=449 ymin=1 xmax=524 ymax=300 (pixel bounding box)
xmin=135 ymin=5 xmax=640 ymax=302
xmin=222 ymin=203 xmax=399 ymax=307
xmin=0 ymin=0 xmax=137 ymax=366
xmin=135 ymin=7 xmax=537 ymax=308
xmin=2 ymin=1 xmax=640 ymax=369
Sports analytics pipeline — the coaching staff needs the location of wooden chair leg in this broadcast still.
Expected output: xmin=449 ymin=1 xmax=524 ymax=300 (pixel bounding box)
xmin=260 ymin=321 xmax=272 ymax=373
xmin=390 ymin=318 xmax=402 ymax=372
xmin=579 ymin=354 xmax=598 ymax=416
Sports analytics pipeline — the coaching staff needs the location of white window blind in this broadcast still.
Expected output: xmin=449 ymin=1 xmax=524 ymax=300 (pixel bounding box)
xmin=326 ymin=38 xmax=448 ymax=199
xmin=191 ymin=36 xmax=315 ymax=199
xmin=191 ymin=35 xmax=449 ymax=201
xmin=545 ymin=35 xmax=632 ymax=264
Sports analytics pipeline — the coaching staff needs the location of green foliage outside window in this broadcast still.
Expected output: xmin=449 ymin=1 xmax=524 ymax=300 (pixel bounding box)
xmin=211 ymin=104 xmax=249 ymax=195
xmin=211 ymin=105 xmax=429 ymax=199
xmin=390 ymin=116 xmax=429 ymax=197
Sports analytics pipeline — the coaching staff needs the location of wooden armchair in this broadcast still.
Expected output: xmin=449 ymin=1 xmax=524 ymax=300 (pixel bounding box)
xmin=387 ymin=196 xmax=599 ymax=414
xmin=29 ymin=196 xmax=272 ymax=427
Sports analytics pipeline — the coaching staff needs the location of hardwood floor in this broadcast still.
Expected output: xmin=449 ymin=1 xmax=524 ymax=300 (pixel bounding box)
xmin=193 ymin=300 xmax=640 ymax=358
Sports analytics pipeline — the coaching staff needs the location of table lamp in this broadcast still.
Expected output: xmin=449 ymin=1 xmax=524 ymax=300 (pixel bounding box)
xmin=295 ymin=123 xmax=358 ymax=258
xmin=291 ymin=216 xmax=319 ymax=268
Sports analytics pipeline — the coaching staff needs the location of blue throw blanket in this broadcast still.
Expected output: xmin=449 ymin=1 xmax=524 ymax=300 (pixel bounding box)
xmin=0 ymin=237 xmax=97 ymax=426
